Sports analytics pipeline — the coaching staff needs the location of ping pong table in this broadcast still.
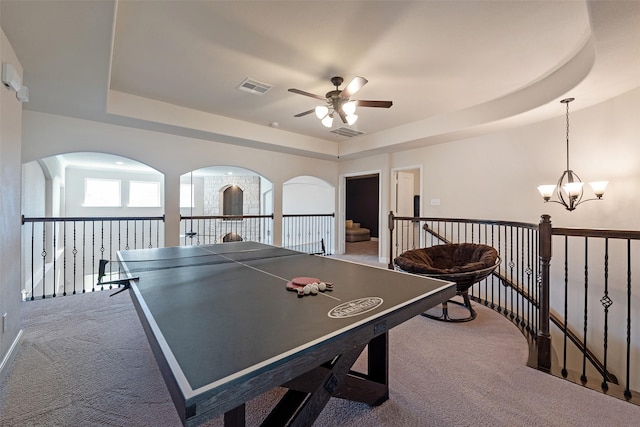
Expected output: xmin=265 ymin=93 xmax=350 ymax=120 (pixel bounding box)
xmin=117 ymin=241 xmax=455 ymax=426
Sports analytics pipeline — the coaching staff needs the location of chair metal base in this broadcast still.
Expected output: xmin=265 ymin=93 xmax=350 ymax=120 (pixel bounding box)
xmin=421 ymin=292 xmax=477 ymax=323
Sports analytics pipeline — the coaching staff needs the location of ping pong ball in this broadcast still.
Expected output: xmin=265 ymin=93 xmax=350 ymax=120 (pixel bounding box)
xmin=318 ymin=282 xmax=326 ymax=291
xmin=303 ymin=285 xmax=311 ymax=295
xmin=310 ymin=284 xmax=319 ymax=295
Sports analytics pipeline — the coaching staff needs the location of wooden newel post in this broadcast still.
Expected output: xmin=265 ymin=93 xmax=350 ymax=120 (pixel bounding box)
xmin=537 ymin=214 xmax=552 ymax=371
xmin=388 ymin=211 xmax=395 ymax=270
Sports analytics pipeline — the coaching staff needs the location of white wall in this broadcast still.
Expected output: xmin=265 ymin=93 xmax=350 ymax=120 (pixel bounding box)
xmin=283 ymin=176 xmax=334 ymax=214
xmin=64 ymin=167 xmax=164 ymax=218
xmin=20 ymin=162 xmax=46 ymax=300
xmin=0 ymin=27 xmax=24 ymax=378
xmin=338 ymin=87 xmax=640 ymax=231
xmin=21 ymin=161 xmax=45 ymax=217
xmin=22 ymin=111 xmax=340 ymax=246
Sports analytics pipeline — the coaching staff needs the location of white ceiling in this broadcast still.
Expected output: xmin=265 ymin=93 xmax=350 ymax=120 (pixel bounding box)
xmin=2 ymin=1 xmax=640 ymax=163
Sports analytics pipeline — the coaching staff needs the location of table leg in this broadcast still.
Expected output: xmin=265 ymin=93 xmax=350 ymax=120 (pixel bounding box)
xmin=224 ymin=403 xmax=245 ymax=427
xmin=368 ymin=331 xmax=389 ymax=383
xmin=331 ymin=331 xmax=389 ymax=406
xmin=263 ymin=343 xmax=367 ymax=426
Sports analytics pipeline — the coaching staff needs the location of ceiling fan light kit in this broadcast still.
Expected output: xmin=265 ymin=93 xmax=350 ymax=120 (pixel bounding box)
xmin=321 ymin=115 xmax=334 ymax=128
xmin=289 ymin=76 xmax=392 ymax=129
xmin=315 ymin=105 xmax=329 ymax=119
xmin=343 ymin=100 xmax=356 ymax=116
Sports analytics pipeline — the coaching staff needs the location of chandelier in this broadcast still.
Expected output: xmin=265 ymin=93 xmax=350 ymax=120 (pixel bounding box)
xmin=537 ymin=98 xmax=607 ymax=211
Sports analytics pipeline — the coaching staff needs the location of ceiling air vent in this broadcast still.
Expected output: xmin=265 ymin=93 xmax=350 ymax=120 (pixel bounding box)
xmin=331 ymin=127 xmax=365 ymax=138
xmin=237 ymin=78 xmax=273 ymax=95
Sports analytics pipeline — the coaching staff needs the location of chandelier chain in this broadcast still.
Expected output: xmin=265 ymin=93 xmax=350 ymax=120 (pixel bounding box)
xmin=565 ymin=99 xmax=571 ymax=172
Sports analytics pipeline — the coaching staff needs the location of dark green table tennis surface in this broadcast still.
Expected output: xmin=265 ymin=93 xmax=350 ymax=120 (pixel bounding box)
xmin=118 ymin=241 xmax=455 ymax=426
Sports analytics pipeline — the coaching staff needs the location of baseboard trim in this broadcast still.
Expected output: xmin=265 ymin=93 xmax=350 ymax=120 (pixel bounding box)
xmin=0 ymin=329 xmax=23 ymax=383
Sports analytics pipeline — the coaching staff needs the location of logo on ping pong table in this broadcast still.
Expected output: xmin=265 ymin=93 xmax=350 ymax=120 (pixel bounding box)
xmin=327 ymin=297 xmax=384 ymax=318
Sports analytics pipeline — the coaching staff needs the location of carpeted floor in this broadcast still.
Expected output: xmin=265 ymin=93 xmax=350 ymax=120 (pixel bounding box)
xmin=335 ymin=240 xmax=383 ymax=267
xmin=2 ymin=278 xmax=640 ymax=426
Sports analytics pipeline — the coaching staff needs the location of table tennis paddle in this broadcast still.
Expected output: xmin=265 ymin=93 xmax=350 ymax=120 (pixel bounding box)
xmin=286 ymin=276 xmax=334 ymax=297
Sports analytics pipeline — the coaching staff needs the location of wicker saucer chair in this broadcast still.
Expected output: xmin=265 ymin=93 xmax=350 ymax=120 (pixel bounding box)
xmin=394 ymin=243 xmax=500 ymax=322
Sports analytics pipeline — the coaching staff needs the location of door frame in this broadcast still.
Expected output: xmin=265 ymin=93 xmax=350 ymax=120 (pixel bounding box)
xmin=338 ymin=169 xmax=382 ymax=258
xmin=390 ymin=165 xmax=423 ymax=250
xmin=390 ymin=165 xmax=422 ymax=217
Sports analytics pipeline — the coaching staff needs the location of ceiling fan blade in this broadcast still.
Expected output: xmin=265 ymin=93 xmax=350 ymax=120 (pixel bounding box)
xmin=288 ymin=88 xmax=326 ymax=101
xmin=355 ymin=100 xmax=393 ymax=108
xmin=294 ymin=109 xmax=315 ymax=117
xmin=340 ymin=76 xmax=368 ymax=99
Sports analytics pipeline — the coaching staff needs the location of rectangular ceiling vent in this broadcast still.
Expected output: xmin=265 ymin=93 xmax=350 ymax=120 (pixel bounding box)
xmin=331 ymin=127 xmax=365 ymax=138
xmin=237 ymin=78 xmax=273 ymax=95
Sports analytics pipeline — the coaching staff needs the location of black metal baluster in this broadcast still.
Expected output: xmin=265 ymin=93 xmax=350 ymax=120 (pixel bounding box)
xmin=109 ymin=220 xmax=113 ymax=286
xmin=562 ymin=236 xmax=569 ymax=378
xmin=92 ymin=221 xmax=96 ymax=292
xmin=497 ymin=225 xmax=503 ymax=314
xmin=72 ymin=221 xmax=77 ymax=295
xmin=101 ymin=221 xmax=107 ymax=289
xmin=525 ymin=228 xmax=533 ymax=333
xmin=30 ymin=222 xmax=35 ymax=300
xmin=142 ymin=219 xmax=147 ymax=248
xmin=624 ymin=239 xmax=632 ymax=398
xmin=52 ymin=221 xmax=57 ymax=297
xmin=41 ymin=221 xmax=46 ymax=299
xmin=600 ymin=238 xmax=611 ymax=391
xmin=581 ymin=237 xmax=589 ymax=383
xmin=62 ymin=221 xmax=67 ymax=296
xmin=490 ymin=224 xmax=496 ymax=310
xmin=508 ymin=226 xmax=515 ymax=320
xmin=125 ymin=220 xmax=130 ymax=250
xmin=82 ymin=222 xmax=86 ymax=293
xmin=533 ymin=227 xmax=539 ymax=338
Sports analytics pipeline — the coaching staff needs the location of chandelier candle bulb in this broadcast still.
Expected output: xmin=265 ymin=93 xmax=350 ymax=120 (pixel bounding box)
xmin=562 ymin=181 xmax=584 ymax=197
xmin=537 ymin=185 xmax=556 ymax=201
xmin=590 ymin=181 xmax=608 ymax=198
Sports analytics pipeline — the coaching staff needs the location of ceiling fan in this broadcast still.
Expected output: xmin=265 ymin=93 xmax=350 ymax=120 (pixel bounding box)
xmin=288 ymin=76 xmax=393 ymax=127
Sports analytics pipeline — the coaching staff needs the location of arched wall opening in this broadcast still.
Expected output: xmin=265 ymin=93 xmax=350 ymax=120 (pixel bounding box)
xmin=179 ymin=166 xmax=273 ymax=246
xmin=21 ymin=152 xmax=164 ymax=298
xmin=282 ymin=176 xmax=335 ymax=254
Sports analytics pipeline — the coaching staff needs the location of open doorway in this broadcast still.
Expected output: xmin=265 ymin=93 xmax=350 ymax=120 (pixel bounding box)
xmin=391 ymin=167 xmax=421 ymax=249
xmin=345 ymin=174 xmax=379 ymax=258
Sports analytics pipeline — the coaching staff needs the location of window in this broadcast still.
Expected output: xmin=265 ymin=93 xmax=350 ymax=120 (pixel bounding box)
xmin=129 ymin=181 xmax=161 ymax=207
xmin=223 ymin=186 xmax=243 ymax=216
xmin=84 ymin=178 xmax=121 ymax=207
xmin=180 ymin=184 xmax=194 ymax=208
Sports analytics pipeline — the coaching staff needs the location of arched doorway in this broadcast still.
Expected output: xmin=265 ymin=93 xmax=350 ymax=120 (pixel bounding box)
xmin=282 ymin=176 xmax=335 ymax=254
xmin=179 ymin=166 xmax=273 ymax=245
